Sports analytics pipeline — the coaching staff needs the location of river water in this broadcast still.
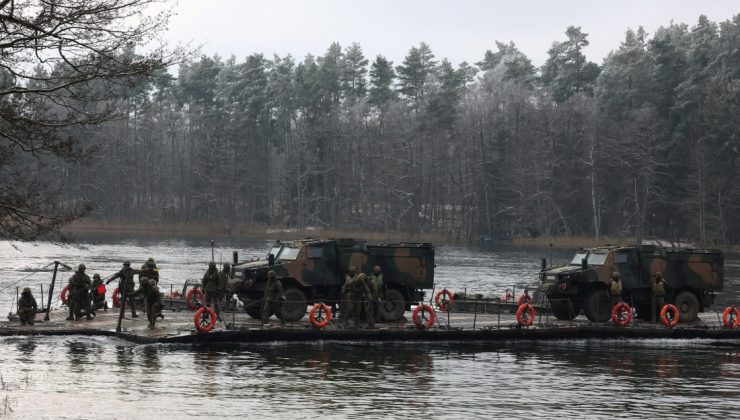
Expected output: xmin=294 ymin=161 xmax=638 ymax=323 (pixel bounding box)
xmin=0 ymin=237 xmax=739 ymax=418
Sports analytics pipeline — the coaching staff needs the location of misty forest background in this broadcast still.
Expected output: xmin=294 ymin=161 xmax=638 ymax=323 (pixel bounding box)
xmin=53 ymin=15 xmax=740 ymax=244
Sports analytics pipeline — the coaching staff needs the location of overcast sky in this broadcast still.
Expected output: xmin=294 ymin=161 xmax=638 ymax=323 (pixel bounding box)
xmin=163 ymin=0 xmax=739 ymax=67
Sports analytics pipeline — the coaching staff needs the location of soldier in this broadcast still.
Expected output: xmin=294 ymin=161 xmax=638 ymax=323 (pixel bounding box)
xmin=609 ymin=271 xmax=623 ymax=308
xmin=106 ymin=261 xmax=139 ymax=318
xmin=131 ymin=277 xmax=163 ymax=329
xmin=652 ymin=272 xmax=668 ymax=321
xmin=139 ymin=258 xmax=160 ymax=285
xmin=91 ymin=273 xmax=108 ymax=312
xmin=202 ymin=261 xmax=223 ymax=320
xmin=368 ymin=265 xmax=384 ymax=322
xmin=67 ymin=264 xmax=92 ymax=321
xmin=348 ymin=273 xmax=373 ymax=329
xmin=261 ymin=270 xmax=284 ymax=325
xmin=17 ymin=287 xmax=38 ymax=326
xmin=339 ymin=265 xmax=357 ymax=324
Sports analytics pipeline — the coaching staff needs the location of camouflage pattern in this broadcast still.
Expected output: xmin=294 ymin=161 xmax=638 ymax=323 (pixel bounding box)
xmin=67 ymin=269 xmax=92 ymax=320
xmin=609 ymin=273 xmax=622 ymax=307
xmin=232 ymin=239 xmax=434 ymax=322
xmin=17 ymin=288 xmax=37 ymax=325
xmin=132 ymin=278 xmax=163 ymax=329
xmin=347 ymin=273 xmax=373 ymax=328
xmin=107 ymin=263 xmax=139 ymax=317
xmin=262 ymin=270 xmax=284 ymax=323
xmin=540 ymin=244 xmax=723 ymax=322
xmin=91 ymin=274 xmax=107 ymax=311
xmin=139 ymin=263 xmax=159 ymax=284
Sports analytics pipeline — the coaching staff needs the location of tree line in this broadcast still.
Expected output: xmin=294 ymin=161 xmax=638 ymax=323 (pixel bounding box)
xmin=52 ymin=14 xmax=740 ymax=245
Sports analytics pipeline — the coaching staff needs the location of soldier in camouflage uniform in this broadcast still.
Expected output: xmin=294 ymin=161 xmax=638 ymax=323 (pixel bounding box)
xmin=91 ymin=273 xmax=108 ymax=312
xmin=652 ymin=272 xmax=668 ymax=321
xmin=262 ymin=270 xmax=284 ymax=325
xmin=367 ymin=265 xmax=384 ymax=323
xmin=609 ymin=271 xmax=623 ymax=308
xmin=139 ymin=258 xmax=160 ymax=285
xmin=348 ymin=273 xmax=373 ymax=328
xmin=67 ymin=264 xmax=92 ymax=321
xmin=132 ymin=277 xmax=163 ymax=329
xmin=17 ymin=287 xmax=38 ymax=325
xmin=106 ymin=261 xmax=139 ymax=318
xmin=202 ymin=261 xmax=224 ymax=320
xmin=339 ymin=265 xmax=357 ymax=324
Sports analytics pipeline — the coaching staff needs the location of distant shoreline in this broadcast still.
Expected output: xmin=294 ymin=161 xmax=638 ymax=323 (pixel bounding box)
xmin=62 ymin=220 xmax=721 ymax=251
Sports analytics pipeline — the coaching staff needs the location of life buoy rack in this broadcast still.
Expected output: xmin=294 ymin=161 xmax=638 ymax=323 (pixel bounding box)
xmin=309 ymin=303 xmax=332 ymax=329
xmin=611 ymin=302 xmax=633 ymax=327
xmin=434 ymin=289 xmax=454 ymax=311
xmin=60 ymin=285 xmax=71 ymax=305
xmin=516 ymin=303 xmax=535 ymax=327
xmin=412 ymin=304 xmax=436 ymax=329
xmin=660 ymin=304 xmax=680 ymax=328
xmin=722 ymin=306 xmax=740 ymax=329
xmin=193 ymin=306 xmax=217 ymax=333
xmin=185 ymin=288 xmax=204 ymax=311
xmin=517 ymin=293 xmax=532 ymax=306
xmin=112 ymin=287 xmax=121 ymax=308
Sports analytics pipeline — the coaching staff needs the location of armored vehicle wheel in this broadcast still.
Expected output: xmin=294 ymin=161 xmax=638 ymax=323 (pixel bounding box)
xmin=550 ymin=299 xmax=580 ymax=320
xmin=280 ymin=287 xmax=308 ymax=322
xmin=380 ymin=288 xmax=406 ymax=322
xmin=673 ymin=291 xmax=699 ymax=322
xmin=239 ymin=296 xmax=262 ymax=319
xmin=583 ymin=290 xmax=611 ymax=322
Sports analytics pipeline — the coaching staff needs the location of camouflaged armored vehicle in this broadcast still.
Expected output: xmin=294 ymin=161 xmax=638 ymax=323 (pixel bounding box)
xmin=540 ymin=244 xmax=723 ymax=323
xmin=229 ymin=239 xmax=435 ymax=322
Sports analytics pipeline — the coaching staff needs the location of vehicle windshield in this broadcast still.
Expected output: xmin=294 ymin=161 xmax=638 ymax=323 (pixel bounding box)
xmin=570 ymin=252 xmax=588 ymax=265
xmin=569 ymin=252 xmax=607 ymax=266
xmin=267 ymin=246 xmax=282 ymax=259
xmin=278 ymin=246 xmax=301 ymax=260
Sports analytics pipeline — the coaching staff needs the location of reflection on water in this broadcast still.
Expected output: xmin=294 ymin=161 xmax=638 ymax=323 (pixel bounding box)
xmin=0 ymin=337 xmax=738 ymax=418
xmin=0 ymin=239 xmax=739 ymax=417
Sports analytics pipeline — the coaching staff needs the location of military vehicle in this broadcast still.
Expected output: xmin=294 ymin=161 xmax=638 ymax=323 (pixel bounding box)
xmin=539 ymin=244 xmax=723 ymax=323
xmin=228 ymin=239 xmax=435 ymax=322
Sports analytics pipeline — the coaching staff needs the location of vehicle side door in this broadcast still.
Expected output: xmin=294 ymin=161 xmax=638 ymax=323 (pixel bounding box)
xmin=301 ymin=243 xmax=337 ymax=286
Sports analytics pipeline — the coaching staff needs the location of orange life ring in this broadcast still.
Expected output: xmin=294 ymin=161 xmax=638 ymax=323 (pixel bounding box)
xmin=412 ymin=304 xmax=436 ymax=329
xmin=722 ymin=306 xmax=740 ymax=329
xmin=60 ymin=284 xmax=71 ymax=305
xmin=517 ymin=293 xmax=532 ymax=306
xmin=611 ymin=302 xmax=633 ymax=327
xmin=516 ymin=303 xmax=535 ymax=326
xmin=660 ymin=304 xmax=680 ymax=328
xmin=193 ymin=306 xmax=217 ymax=333
xmin=434 ymin=289 xmax=454 ymax=311
xmin=96 ymin=284 xmax=106 ymax=297
xmin=501 ymin=291 xmax=514 ymax=301
xmin=185 ymin=288 xmax=204 ymax=311
xmin=112 ymin=287 xmax=121 ymax=308
xmin=309 ymin=303 xmax=332 ymax=329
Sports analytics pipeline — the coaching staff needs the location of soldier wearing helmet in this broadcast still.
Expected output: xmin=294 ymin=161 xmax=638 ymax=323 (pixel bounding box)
xmin=339 ymin=266 xmax=358 ymax=324
xmin=91 ymin=273 xmax=108 ymax=312
xmin=106 ymin=260 xmax=140 ymax=318
xmin=367 ymin=265 xmax=384 ymax=323
xmin=261 ymin=270 xmax=284 ymax=325
xmin=17 ymin=287 xmax=38 ymax=326
xmin=348 ymin=273 xmax=373 ymax=329
xmin=652 ymin=271 xmax=668 ymax=322
xmin=139 ymin=258 xmax=160 ymax=285
xmin=66 ymin=263 xmax=92 ymax=321
xmin=609 ymin=271 xmax=623 ymax=308
xmin=202 ymin=261 xmax=224 ymax=321
xmin=131 ymin=277 xmax=164 ymax=329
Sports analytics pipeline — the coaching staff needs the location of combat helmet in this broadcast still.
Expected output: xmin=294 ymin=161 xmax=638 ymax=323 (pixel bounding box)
xmin=22 ymin=287 xmax=31 ymax=294
xmin=78 ymin=264 xmax=86 ymax=271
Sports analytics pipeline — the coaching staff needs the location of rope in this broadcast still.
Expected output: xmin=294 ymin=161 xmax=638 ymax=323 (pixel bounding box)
xmin=0 ymin=262 xmax=56 ymax=293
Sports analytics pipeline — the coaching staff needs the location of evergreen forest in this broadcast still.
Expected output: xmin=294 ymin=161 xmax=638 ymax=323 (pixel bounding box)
xmin=49 ymin=15 xmax=740 ymax=245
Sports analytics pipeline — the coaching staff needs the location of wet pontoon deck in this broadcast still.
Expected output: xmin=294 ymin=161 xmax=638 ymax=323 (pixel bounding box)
xmin=3 ymin=306 xmax=740 ymax=344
